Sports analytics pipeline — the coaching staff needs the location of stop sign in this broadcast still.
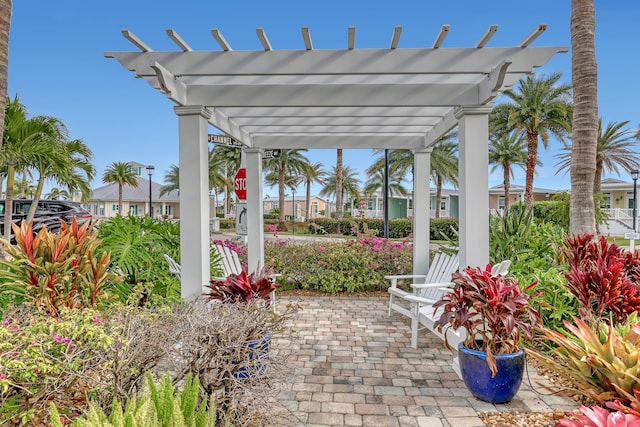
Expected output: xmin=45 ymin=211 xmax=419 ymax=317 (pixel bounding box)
xmin=234 ymin=168 xmax=247 ymax=200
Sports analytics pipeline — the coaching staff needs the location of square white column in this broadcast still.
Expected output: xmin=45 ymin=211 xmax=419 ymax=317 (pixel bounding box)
xmin=413 ymin=147 xmax=432 ymax=276
xmin=455 ymin=106 xmax=492 ymax=269
xmin=174 ymin=106 xmax=211 ymax=299
xmin=245 ymin=147 xmax=265 ymax=273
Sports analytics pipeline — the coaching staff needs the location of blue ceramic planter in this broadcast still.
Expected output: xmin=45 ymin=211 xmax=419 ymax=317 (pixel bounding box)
xmin=458 ymin=343 xmax=525 ymax=403
xmin=234 ymin=332 xmax=272 ymax=380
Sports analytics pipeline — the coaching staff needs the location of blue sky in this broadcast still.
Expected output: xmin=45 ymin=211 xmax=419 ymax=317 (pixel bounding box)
xmin=7 ymin=0 xmax=639 ymax=197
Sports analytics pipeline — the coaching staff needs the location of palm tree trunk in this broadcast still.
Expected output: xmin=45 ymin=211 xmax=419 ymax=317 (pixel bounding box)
xmin=0 ymin=0 xmax=11 ymax=150
xmin=593 ymin=160 xmax=603 ymax=195
xmin=3 ymin=161 xmax=15 ymax=241
xmin=26 ymin=176 xmax=45 ymax=225
xmin=335 ymin=149 xmax=343 ymax=233
xmin=305 ymin=178 xmax=311 ymax=221
xmin=278 ymin=160 xmax=286 ymax=230
xmin=118 ymin=185 xmax=123 ymax=216
xmin=503 ymin=162 xmax=511 ymax=211
xmin=569 ymin=0 xmax=598 ymax=234
xmin=524 ymin=131 xmax=539 ymax=211
xmin=435 ymin=176 xmax=443 ymax=219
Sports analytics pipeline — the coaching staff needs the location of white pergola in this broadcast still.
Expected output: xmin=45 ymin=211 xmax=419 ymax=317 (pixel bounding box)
xmin=106 ymin=25 xmax=567 ymax=299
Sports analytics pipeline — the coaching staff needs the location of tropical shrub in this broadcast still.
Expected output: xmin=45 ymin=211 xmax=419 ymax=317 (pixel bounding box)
xmin=307 ymin=217 xmax=439 ymax=239
xmin=205 ymin=267 xmax=279 ymax=305
xmin=96 ymin=216 xmax=181 ymax=304
xmin=561 ymin=233 xmax=640 ymax=326
xmin=0 ymin=219 xmax=117 ymax=316
xmin=264 ymin=234 xmax=413 ymax=293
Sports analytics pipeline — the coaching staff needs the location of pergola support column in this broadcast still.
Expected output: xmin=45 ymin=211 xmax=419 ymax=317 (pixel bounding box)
xmin=175 ymin=105 xmax=211 ymax=299
xmin=455 ymin=106 xmax=492 ymax=269
xmin=413 ymin=147 xmax=432 ymax=275
xmin=245 ymin=147 xmax=265 ymax=273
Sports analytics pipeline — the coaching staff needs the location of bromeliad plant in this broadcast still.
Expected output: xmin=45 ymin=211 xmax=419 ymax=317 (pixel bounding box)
xmin=204 ymin=267 xmax=279 ymax=306
xmin=433 ymin=264 xmax=541 ymax=376
xmin=529 ymin=313 xmax=640 ymax=406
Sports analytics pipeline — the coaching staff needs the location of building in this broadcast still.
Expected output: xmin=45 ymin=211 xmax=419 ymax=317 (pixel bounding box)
xmin=263 ymin=195 xmax=329 ymax=221
xmin=88 ymin=162 xmax=181 ymax=219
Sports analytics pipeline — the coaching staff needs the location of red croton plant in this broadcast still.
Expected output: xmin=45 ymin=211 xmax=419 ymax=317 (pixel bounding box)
xmin=204 ymin=267 xmax=280 ymax=306
xmin=561 ymin=233 xmax=640 ymax=327
xmin=433 ymin=264 xmax=541 ymax=376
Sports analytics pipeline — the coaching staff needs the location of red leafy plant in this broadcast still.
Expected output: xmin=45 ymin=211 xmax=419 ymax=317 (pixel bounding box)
xmin=557 ymin=405 xmax=640 ymax=427
xmin=433 ymin=264 xmax=541 ymax=376
xmin=561 ymin=233 xmax=640 ymax=327
xmin=204 ymin=267 xmax=279 ymax=306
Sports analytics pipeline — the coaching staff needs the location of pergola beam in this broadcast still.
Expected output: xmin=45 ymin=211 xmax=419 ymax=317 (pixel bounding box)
xmin=211 ymin=28 xmax=232 ymax=51
xmin=251 ymin=133 xmax=425 ymax=149
xmin=166 ymin=29 xmax=192 ymax=52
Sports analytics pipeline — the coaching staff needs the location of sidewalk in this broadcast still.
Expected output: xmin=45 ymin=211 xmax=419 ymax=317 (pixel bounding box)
xmin=271 ymin=296 xmax=577 ymax=427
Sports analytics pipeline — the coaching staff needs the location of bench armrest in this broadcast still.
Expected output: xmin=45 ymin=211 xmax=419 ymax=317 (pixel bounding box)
xmin=385 ymin=274 xmax=427 ymax=289
xmin=410 ymin=281 xmax=454 ymax=290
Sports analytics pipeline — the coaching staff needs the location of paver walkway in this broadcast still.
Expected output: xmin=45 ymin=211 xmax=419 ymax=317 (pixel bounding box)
xmin=271 ymin=296 xmax=577 ymax=427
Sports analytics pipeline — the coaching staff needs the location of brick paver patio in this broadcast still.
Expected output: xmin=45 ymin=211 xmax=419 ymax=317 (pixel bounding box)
xmin=271 ymin=296 xmax=577 ymax=427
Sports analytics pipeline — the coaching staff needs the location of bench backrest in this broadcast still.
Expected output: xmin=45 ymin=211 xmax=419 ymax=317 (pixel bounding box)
xmin=420 ymin=252 xmax=459 ymax=301
xmin=213 ymin=244 xmax=242 ymax=276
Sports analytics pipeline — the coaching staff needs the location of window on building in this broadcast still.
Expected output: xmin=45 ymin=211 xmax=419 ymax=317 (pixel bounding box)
xmin=165 ymin=205 xmax=171 ymax=215
xmin=129 ymin=205 xmax=138 ymax=215
xmin=498 ymin=196 xmax=505 ymax=209
xmin=112 ymin=204 xmax=118 ymax=211
xmin=440 ymin=200 xmax=446 ymax=211
xmin=601 ymin=193 xmax=611 ymax=209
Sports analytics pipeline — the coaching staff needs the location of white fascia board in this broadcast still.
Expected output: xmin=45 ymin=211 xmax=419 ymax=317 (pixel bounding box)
xmin=251 ymin=134 xmax=424 ymax=149
xmin=104 ymin=47 xmax=567 ymax=77
xmin=422 ymin=109 xmax=458 ymax=147
xmin=223 ymin=106 xmax=451 ymax=118
xmin=239 ymin=125 xmax=430 ymax=133
xmin=231 ymin=116 xmax=440 ymax=126
xmin=187 ymin=83 xmax=479 ymax=107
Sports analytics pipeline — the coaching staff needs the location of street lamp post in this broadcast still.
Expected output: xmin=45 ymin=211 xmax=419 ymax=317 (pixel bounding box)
xmin=146 ymin=165 xmax=155 ymax=218
xmin=630 ymin=170 xmax=639 ymax=252
xmin=291 ymin=188 xmax=295 ymax=236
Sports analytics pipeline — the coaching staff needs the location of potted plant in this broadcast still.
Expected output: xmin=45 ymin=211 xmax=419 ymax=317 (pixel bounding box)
xmin=433 ymin=264 xmax=541 ymax=403
xmin=203 ymin=267 xmax=280 ymax=379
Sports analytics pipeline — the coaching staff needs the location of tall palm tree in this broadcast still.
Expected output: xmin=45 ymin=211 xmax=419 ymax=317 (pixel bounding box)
xmin=489 ymin=131 xmax=528 ymax=210
xmin=160 ymin=165 xmax=179 ymax=197
xmin=364 ymin=167 xmax=408 ymax=197
xmin=0 ymin=0 xmax=11 ymax=149
xmin=491 ymin=73 xmax=573 ymax=211
xmin=367 ymin=149 xmax=413 ymax=182
xmin=102 ymin=161 xmax=138 ymax=216
xmin=1 ymin=97 xmax=58 ymax=241
xmin=46 ymin=187 xmax=71 ymax=200
xmin=263 ymin=149 xmax=309 ymax=230
xmin=299 ymin=162 xmax=326 ymax=220
xmin=430 ymin=138 xmax=459 ymax=218
xmin=556 ymin=119 xmax=640 ymax=194
xmin=320 ymin=165 xmax=361 ymax=216
xmin=26 ymin=137 xmax=95 ymax=224
xmin=209 ymin=145 xmax=241 ymax=218
xmin=570 ymin=0 xmax=598 ymax=234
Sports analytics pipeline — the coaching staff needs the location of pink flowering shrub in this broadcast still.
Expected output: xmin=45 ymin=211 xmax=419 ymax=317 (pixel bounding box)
xmin=557 ymin=405 xmax=640 ymax=427
xmin=264 ymin=234 xmax=413 ymax=293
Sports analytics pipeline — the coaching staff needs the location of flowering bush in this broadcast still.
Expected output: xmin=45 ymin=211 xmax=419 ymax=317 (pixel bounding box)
xmin=264 ymin=234 xmax=413 ymax=293
xmin=557 ymin=405 xmax=640 ymax=427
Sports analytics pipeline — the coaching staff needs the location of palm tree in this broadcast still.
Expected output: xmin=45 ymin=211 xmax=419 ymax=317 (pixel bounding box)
xmin=299 ymin=162 xmax=326 ymax=220
xmin=320 ymin=165 xmax=361 ymax=216
xmin=263 ymin=149 xmax=309 ymax=229
xmin=160 ymin=165 xmax=179 ymax=197
xmin=367 ymin=149 xmax=413 ymax=182
xmin=0 ymin=0 xmax=12 ymax=149
xmin=210 ymin=145 xmax=241 ymax=217
xmin=1 ymin=97 xmax=58 ymax=241
xmin=489 ymin=131 xmax=528 ymax=210
xmin=364 ymin=167 xmax=408 ymax=197
xmin=102 ymin=161 xmax=138 ymax=216
xmin=490 ymin=72 xmax=572 ymax=211
xmin=430 ymin=138 xmax=459 ymax=218
xmin=556 ymin=119 xmax=640 ymax=194
xmin=26 ymin=137 xmax=94 ymax=224
xmin=46 ymin=187 xmax=71 ymax=200
xmin=569 ymin=0 xmax=598 ymax=234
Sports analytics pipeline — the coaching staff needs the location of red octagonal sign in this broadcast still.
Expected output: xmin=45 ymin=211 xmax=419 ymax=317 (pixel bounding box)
xmin=234 ymin=168 xmax=247 ymax=200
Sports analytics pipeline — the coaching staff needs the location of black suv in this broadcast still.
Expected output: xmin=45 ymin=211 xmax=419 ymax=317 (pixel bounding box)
xmin=0 ymin=199 xmax=92 ymax=239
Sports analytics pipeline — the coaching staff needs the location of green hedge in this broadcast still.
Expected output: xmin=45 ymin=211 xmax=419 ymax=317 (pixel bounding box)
xmin=307 ymin=217 xmax=458 ymax=240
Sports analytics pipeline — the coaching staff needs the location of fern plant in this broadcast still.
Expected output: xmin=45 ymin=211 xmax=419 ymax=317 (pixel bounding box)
xmin=50 ymin=372 xmax=221 ymax=427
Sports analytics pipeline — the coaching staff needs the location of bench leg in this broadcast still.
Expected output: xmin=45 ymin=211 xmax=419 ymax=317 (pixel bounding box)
xmin=410 ymin=302 xmax=420 ymax=348
xmin=388 ymin=294 xmax=394 ymax=316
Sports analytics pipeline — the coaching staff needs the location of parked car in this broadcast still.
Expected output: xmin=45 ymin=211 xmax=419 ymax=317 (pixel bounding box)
xmin=0 ymin=199 xmax=92 ymax=241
